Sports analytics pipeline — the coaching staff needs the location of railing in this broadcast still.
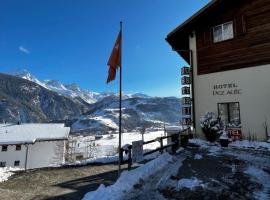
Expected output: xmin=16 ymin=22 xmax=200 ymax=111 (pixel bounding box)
xmin=120 ymin=128 xmax=190 ymax=170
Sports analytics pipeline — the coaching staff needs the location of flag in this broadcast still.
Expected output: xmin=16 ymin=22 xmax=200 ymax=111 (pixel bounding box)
xmin=107 ymin=30 xmax=122 ymax=83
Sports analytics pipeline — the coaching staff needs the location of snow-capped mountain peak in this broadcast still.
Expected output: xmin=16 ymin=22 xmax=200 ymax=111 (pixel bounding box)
xmin=8 ymin=69 xmax=49 ymax=89
xmin=8 ymin=69 xmax=151 ymax=105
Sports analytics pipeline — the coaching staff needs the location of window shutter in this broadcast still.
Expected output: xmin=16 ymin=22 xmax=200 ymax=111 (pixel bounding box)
xmin=234 ymin=15 xmax=246 ymax=37
xmin=203 ymin=28 xmax=212 ymax=46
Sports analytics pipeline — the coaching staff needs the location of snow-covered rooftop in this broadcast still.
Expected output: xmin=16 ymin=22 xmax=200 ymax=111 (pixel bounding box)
xmin=0 ymin=123 xmax=70 ymax=145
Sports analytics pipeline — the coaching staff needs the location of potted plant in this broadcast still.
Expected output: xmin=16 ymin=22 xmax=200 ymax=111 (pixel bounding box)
xmin=219 ymin=129 xmax=229 ymax=147
xmin=200 ymin=112 xmax=222 ymax=142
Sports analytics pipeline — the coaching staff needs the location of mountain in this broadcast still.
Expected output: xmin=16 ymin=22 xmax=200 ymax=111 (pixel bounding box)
xmin=9 ymin=70 xmax=100 ymax=104
xmin=9 ymin=69 xmax=150 ymax=104
xmin=0 ymin=73 xmax=90 ymax=123
xmin=2 ymin=70 xmax=180 ymax=134
xmin=71 ymin=95 xmax=181 ymax=134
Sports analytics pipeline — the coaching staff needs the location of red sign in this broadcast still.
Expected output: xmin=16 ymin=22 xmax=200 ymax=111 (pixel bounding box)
xmin=227 ymin=128 xmax=242 ymax=140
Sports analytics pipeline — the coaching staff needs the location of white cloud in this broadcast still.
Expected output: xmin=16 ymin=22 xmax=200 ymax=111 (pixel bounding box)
xmin=19 ymin=46 xmax=30 ymax=54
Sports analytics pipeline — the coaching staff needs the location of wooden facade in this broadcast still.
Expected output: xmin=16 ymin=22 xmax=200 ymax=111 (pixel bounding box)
xmin=167 ymin=0 xmax=270 ymax=75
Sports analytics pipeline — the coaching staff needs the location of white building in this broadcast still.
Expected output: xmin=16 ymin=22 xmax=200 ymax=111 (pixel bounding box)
xmin=167 ymin=0 xmax=270 ymax=141
xmin=0 ymin=123 xmax=70 ymax=169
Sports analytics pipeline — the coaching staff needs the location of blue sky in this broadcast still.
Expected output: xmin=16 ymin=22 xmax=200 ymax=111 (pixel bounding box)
xmin=0 ymin=0 xmax=209 ymax=97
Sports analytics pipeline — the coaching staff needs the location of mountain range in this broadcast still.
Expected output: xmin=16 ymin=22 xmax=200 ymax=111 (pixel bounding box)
xmin=0 ymin=70 xmax=181 ymax=134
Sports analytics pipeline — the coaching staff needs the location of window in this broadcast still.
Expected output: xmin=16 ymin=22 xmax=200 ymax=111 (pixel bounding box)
xmin=218 ymin=102 xmax=241 ymax=127
xmin=2 ymin=145 xmax=7 ymax=152
xmin=0 ymin=162 xmax=6 ymax=167
xmin=14 ymin=160 xmax=20 ymax=167
xmin=16 ymin=145 xmax=21 ymax=151
xmin=213 ymin=21 xmax=234 ymax=43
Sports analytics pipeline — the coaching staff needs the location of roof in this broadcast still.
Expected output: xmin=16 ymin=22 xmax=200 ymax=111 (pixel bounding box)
xmin=0 ymin=123 xmax=70 ymax=145
xmin=165 ymin=0 xmax=226 ymax=63
xmin=167 ymin=0 xmax=220 ymax=38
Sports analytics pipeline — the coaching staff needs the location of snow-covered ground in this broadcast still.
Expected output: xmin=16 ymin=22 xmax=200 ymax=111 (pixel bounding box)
xmin=70 ymin=131 xmax=167 ymax=165
xmin=81 ymin=138 xmax=270 ymax=200
xmin=82 ymin=153 xmax=174 ymax=200
xmin=96 ymin=131 xmax=166 ymax=150
xmin=0 ymin=167 xmax=22 ymax=183
xmin=178 ymin=177 xmax=205 ymax=190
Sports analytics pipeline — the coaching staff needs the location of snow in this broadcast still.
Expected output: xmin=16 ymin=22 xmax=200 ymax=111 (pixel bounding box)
xmin=189 ymin=138 xmax=210 ymax=148
xmin=82 ymin=153 xmax=173 ymax=200
xmin=194 ymin=154 xmax=203 ymax=160
xmin=219 ymin=130 xmax=228 ymax=140
xmin=178 ymin=177 xmax=204 ymax=190
xmin=244 ymin=166 xmax=270 ymax=200
xmin=66 ymin=131 xmax=166 ymax=166
xmin=230 ymin=140 xmax=270 ymax=151
xmin=165 ymin=125 xmax=188 ymax=134
xmin=0 ymin=123 xmax=70 ymax=145
xmin=0 ymin=167 xmax=22 ymax=183
xmin=95 ymin=131 xmax=166 ymax=152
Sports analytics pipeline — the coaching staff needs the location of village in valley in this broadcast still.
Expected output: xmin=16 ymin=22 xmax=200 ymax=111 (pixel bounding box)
xmin=1 ymin=0 xmax=270 ymax=199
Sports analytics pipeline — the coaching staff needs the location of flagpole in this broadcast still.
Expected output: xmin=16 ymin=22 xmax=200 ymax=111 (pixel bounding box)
xmin=118 ymin=21 xmax=123 ymax=177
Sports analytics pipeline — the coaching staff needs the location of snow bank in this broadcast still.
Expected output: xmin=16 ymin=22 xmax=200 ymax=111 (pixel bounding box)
xmin=230 ymin=140 xmax=270 ymax=151
xmin=189 ymin=139 xmax=210 ymax=148
xmin=0 ymin=167 xmax=22 ymax=182
xmin=82 ymin=153 xmax=173 ymax=200
xmin=244 ymin=166 xmax=270 ymax=200
xmin=178 ymin=177 xmax=204 ymax=190
xmin=194 ymin=154 xmax=203 ymax=160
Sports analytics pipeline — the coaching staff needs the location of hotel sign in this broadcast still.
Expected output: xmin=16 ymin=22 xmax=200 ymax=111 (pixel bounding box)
xmin=212 ymin=83 xmax=242 ymax=96
xmin=227 ymin=128 xmax=242 ymax=140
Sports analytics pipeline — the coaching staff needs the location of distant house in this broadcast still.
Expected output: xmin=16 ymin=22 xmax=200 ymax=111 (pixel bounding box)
xmin=166 ymin=0 xmax=270 ymax=140
xmin=0 ymin=123 xmax=70 ymax=169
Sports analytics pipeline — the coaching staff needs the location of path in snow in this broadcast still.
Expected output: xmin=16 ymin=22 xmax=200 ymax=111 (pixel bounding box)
xmin=122 ymin=152 xmax=187 ymax=200
xmin=121 ymin=140 xmax=270 ymax=200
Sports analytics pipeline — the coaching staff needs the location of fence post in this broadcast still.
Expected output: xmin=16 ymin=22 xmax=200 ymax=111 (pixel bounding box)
xmin=171 ymin=134 xmax=179 ymax=154
xmin=159 ymin=138 xmax=163 ymax=154
xmin=128 ymin=146 xmax=132 ymax=170
xmin=120 ymin=148 xmax=123 ymax=164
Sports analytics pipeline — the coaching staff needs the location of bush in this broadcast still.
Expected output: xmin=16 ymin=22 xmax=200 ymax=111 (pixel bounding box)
xmin=200 ymin=112 xmax=222 ymax=142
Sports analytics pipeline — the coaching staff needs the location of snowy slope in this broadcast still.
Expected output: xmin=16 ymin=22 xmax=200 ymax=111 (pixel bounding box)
xmin=71 ymin=95 xmax=181 ymax=133
xmin=5 ymin=70 xmax=180 ymax=131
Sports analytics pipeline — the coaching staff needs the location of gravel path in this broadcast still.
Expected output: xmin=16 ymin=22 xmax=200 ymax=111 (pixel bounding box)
xmin=0 ymin=163 xmax=130 ymax=200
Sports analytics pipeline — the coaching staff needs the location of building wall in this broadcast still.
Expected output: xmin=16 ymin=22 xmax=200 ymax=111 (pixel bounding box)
xmin=27 ymin=141 xmax=65 ymax=169
xmin=190 ymin=34 xmax=270 ymax=141
xmin=195 ymin=0 xmax=270 ymax=75
xmin=0 ymin=140 xmax=65 ymax=169
xmin=0 ymin=145 xmax=27 ymax=168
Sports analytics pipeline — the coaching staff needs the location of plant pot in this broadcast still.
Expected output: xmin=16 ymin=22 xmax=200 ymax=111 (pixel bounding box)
xmin=220 ymin=139 xmax=229 ymax=147
xmin=202 ymin=128 xmax=218 ymax=142
xmin=180 ymin=135 xmax=189 ymax=147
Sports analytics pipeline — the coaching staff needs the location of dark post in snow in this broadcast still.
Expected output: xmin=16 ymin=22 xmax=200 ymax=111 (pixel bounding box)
xmin=140 ymin=126 xmax=145 ymax=142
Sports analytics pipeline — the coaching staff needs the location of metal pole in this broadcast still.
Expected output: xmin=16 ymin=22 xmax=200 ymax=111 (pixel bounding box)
xmin=118 ymin=21 xmax=123 ymax=177
xmin=25 ymin=144 xmax=29 ymax=171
